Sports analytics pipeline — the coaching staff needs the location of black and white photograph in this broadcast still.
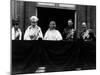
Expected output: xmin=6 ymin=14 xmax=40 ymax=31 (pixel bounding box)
xmin=11 ymin=0 xmax=96 ymax=75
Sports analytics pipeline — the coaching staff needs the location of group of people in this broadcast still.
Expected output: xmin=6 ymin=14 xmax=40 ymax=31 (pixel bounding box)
xmin=12 ymin=16 xmax=95 ymax=41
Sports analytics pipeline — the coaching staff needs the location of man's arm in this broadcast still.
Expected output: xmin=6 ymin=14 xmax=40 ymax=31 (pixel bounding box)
xmin=56 ymin=31 xmax=63 ymax=40
xmin=43 ymin=30 xmax=48 ymax=40
xmin=12 ymin=27 xmax=15 ymax=40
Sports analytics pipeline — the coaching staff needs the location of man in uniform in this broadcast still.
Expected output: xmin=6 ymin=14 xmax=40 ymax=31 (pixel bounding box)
xmin=80 ymin=22 xmax=95 ymax=41
xmin=24 ymin=16 xmax=43 ymax=40
xmin=63 ymin=19 xmax=76 ymax=40
xmin=44 ymin=21 xmax=62 ymax=40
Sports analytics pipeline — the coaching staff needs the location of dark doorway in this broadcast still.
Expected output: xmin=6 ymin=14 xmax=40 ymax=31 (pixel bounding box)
xmin=37 ymin=7 xmax=75 ymax=36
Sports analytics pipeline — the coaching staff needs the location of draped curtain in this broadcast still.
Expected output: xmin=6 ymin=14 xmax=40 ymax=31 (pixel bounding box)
xmin=12 ymin=40 xmax=96 ymax=73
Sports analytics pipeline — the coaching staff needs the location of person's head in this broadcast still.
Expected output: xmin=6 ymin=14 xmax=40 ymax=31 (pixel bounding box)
xmin=13 ymin=19 xmax=19 ymax=30
xmin=14 ymin=25 xmax=19 ymax=30
xmin=49 ymin=21 xmax=56 ymax=30
xmin=82 ymin=22 xmax=87 ymax=30
xmin=30 ymin=16 xmax=39 ymax=27
xmin=68 ymin=19 xmax=73 ymax=26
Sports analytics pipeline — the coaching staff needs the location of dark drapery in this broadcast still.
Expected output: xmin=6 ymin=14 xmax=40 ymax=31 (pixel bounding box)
xmin=12 ymin=40 xmax=96 ymax=73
